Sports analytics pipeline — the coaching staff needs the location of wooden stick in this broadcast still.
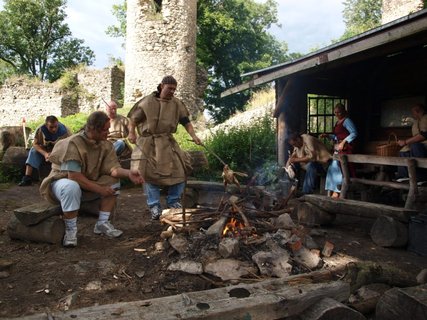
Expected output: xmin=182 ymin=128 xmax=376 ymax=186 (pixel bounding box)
xmin=231 ymin=202 xmax=251 ymax=227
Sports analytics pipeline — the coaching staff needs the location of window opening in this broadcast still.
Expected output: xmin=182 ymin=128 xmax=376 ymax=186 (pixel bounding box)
xmin=307 ymin=95 xmax=347 ymax=137
xmin=153 ymin=0 xmax=162 ymax=13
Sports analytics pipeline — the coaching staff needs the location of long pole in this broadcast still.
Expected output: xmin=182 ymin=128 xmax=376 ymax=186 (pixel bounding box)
xmin=22 ymin=118 xmax=28 ymax=149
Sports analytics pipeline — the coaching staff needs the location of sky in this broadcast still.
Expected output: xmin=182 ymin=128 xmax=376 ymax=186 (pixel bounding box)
xmin=1 ymin=0 xmax=346 ymax=68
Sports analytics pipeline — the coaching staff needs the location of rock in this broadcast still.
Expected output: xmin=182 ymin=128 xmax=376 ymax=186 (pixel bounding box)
xmin=416 ymin=269 xmax=427 ymax=284
xmin=252 ymin=250 xmax=292 ymax=278
xmin=218 ymin=238 xmax=239 ymax=258
xmin=85 ymin=281 xmax=102 ymax=291
xmin=57 ymin=292 xmax=79 ymax=311
xmin=0 ymin=126 xmax=31 ymax=151
xmin=167 ymin=260 xmax=203 ymax=275
xmin=275 ymin=213 xmax=296 ymax=229
xmin=294 ymin=247 xmax=322 ymax=270
xmin=204 ymin=259 xmax=257 ymax=281
xmin=168 ymin=234 xmax=189 ymax=255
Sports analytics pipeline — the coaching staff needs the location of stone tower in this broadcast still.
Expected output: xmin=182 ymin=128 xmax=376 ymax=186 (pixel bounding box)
xmin=125 ymin=0 xmax=198 ymax=115
xmin=382 ymin=0 xmax=424 ymax=24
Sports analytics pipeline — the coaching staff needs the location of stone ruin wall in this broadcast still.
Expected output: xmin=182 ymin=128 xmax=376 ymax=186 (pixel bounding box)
xmin=77 ymin=66 xmax=125 ymax=113
xmin=124 ymin=0 xmax=198 ymax=116
xmin=0 ymin=67 xmax=124 ymax=128
xmin=382 ymin=0 xmax=424 ymax=24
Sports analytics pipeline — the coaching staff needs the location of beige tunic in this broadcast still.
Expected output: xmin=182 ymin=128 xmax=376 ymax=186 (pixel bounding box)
xmin=128 ymin=92 xmax=192 ymax=186
xmin=108 ymin=114 xmax=129 ymax=142
xmin=292 ymin=134 xmax=332 ymax=169
xmin=40 ymin=132 xmax=121 ymax=204
xmin=400 ymin=114 xmax=427 ymax=152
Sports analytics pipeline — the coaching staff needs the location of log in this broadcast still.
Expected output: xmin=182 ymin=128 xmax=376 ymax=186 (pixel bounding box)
xmin=14 ymin=277 xmax=350 ymax=320
xmin=7 ymin=215 xmax=64 ymax=244
xmin=370 ymin=216 xmax=408 ymax=247
xmin=296 ymin=201 xmax=336 ymax=227
xmin=299 ymin=297 xmax=366 ymax=320
xmin=375 ymin=284 xmax=427 ymax=320
xmin=344 ymin=261 xmax=418 ymax=292
xmin=300 ymin=194 xmax=418 ymax=222
xmin=14 ymin=199 xmax=102 ymax=226
xmin=14 ymin=202 xmax=61 ymax=226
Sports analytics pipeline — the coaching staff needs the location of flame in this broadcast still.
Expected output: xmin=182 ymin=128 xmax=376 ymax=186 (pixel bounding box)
xmin=222 ymin=217 xmax=245 ymax=237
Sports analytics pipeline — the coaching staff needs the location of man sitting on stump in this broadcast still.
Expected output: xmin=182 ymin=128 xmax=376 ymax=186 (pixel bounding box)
xmin=40 ymin=111 xmax=144 ymax=247
xmin=19 ymin=116 xmax=71 ymax=186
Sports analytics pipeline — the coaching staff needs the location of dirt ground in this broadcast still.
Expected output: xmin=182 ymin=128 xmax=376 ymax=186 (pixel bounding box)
xmin=0 ymin=182 xmax=426 ymax=319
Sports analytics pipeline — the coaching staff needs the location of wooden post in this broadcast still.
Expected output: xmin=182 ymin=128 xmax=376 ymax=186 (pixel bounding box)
xmin=405 ymin=158 xmax=418 ymax=209
xmin=370 ymin=216 xmax=408 ymax=247
xmin=339 ymin=155 xmax=350 ymax=199
xmin=297 ymin=202 xmax=336 ymax=227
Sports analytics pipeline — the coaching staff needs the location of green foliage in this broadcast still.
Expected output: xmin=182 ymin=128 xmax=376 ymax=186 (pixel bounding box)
xmin=0 ymin=0 xmax=95 ymax=81
xmin=340 ymin=0 xmax=382 ymax=40
xmin=200 ymin=115 xmax=276 ymax=181
xmin=197 ymin=0 xmax=289 ymax=124
xmin=0 ymin=163 xmax=22 ymax=183
xmin=27 ymin=112 xmax=88 ymax=134
xmin=173 ymin=126 xmax=204 ymax=152
xmin=106 ymin=1 xmax=127 ymax=48
xmin=0 ymin=60 xmax=14 ymax=85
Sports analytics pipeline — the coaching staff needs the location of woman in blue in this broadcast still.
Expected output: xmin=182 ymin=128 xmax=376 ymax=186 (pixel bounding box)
xmin=322 ymin=103 xmax=357 ymax=198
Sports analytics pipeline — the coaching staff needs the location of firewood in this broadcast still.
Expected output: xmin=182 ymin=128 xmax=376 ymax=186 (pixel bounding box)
xmin=376 ymin=284 xmax=427 ymax=320
xmin=370 ymin=216 xmax=408 ymax=247
xmin=7 ymin=214 xmax=64 ymax=244
xmin=296 ymin=202 xmax=336 ymax=227
xmin=344 ymin=261 xmax=418 ymax=292
xmin=299 ymin=297 xmax=366 ymax=320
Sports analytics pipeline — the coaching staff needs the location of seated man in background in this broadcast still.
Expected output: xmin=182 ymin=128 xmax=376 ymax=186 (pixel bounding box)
xmin=397 ymin=103 xmax=427 ymax=182
xmin=19 ymin=116 xmax=71 ymax=186
xmin=287 ymin=132 xmax=332 ymax=194
xmin=39 ymin=111 xmax=144 ymax=247
xmin=105 ymin=100 xmax=130 ymax=156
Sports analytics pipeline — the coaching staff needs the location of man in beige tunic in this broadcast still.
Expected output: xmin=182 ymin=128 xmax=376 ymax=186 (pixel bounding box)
xmin=397 ymin=103 xmax=427 ymax=181
xmin=287 ymin=132 xmax=332 ymax=194
xmin=127 ymin=75 xmax=202 ymax=220
xmin=105 ymin=100 xmax=130 ymax=156
xmin=40 ymin=111 xmax=144 ymax=247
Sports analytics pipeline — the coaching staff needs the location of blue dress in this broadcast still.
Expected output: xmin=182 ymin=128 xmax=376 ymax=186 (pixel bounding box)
xmin=325 ymin=118 xmax=357 ymax=193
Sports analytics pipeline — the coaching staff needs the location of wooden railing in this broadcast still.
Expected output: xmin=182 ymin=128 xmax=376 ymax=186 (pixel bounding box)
xmin=338 ymin=154 xmax=427 ymax=209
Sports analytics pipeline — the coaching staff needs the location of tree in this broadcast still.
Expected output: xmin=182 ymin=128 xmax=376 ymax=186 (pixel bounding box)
xmin=108 ymin=0 xmax=291 ymax=124
xmin=197 ymin=0 xmax=289 ymax=123
xmin=106 ymin=2 xmax=127 ymax=43
xmin=341 ymin=0 xmax=382 ymax=40
xmin=0 ymin=0 xmax=95 ymax=81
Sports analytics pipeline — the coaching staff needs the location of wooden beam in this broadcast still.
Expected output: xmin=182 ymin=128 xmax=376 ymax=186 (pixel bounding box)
xmin=338 ymin=154 xmax=427 ymax=168
xmin=15 ymin=276 xmax=350 ymax=320
xmin=221 ymin=15 xmax=427 ymax=97
xmin=300 ymin=194 xmax=418 ymax=222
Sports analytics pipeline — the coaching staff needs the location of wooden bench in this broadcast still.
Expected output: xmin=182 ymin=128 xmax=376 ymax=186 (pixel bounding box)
xmin=338 ymin=154 xmax=427 ymax=210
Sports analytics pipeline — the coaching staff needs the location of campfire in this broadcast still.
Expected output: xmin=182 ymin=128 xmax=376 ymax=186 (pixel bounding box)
xmin=158 ymin=181 xmax=329 ymax=282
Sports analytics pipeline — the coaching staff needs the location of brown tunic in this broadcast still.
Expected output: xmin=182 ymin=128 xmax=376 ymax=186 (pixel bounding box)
xmin=128 ymin=92 xmax=192 ymax=186
xmin=39 ymin=132 xmax=121 ymax=204
xmin=108 ymin=114 xmax=129 ymax=142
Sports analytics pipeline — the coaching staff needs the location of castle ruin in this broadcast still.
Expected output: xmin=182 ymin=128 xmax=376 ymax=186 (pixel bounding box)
xmin=124 ymin=0 xmax=198 ymax=115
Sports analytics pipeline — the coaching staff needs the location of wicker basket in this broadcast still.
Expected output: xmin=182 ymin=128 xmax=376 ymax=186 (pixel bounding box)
xmin=376 ymin=133 xmax=401 ymax=157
